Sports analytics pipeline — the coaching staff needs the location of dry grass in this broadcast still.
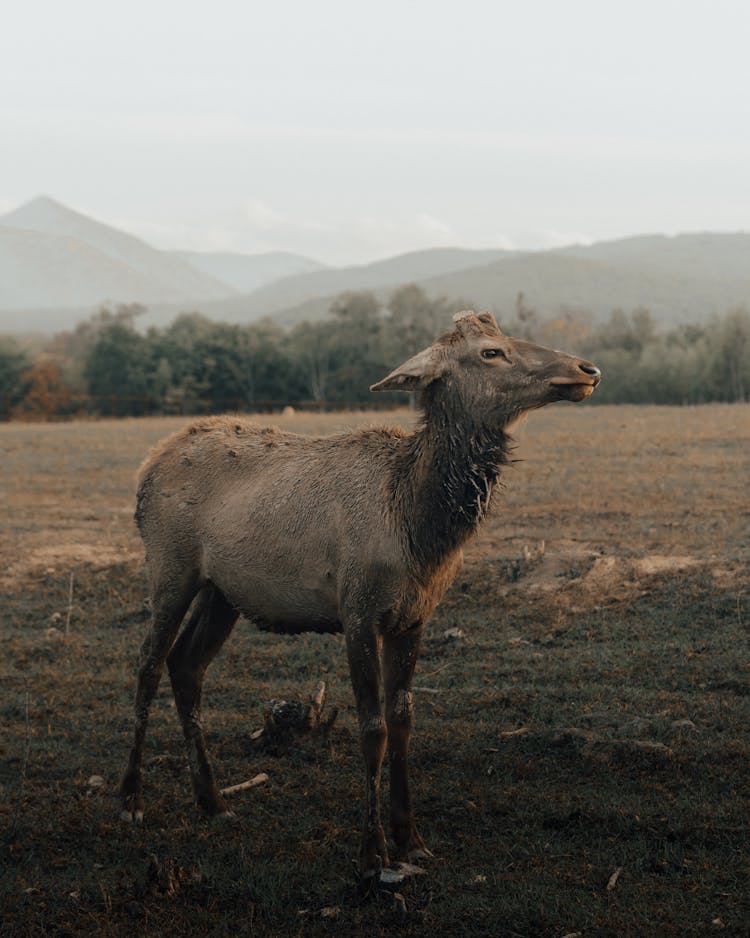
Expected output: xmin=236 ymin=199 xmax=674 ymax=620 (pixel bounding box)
xmin=0 ymin=403 xmax=748 ymax=936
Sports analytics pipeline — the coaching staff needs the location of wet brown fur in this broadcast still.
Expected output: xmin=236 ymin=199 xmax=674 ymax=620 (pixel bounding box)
xmin=120 ymin=310 xmax=601 ymax=873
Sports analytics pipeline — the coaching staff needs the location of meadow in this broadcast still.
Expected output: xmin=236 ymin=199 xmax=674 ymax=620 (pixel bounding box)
xmin=0 ymin=403 xmax=748 ymax=937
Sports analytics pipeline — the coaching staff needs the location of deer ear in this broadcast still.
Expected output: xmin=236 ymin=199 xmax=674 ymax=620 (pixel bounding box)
xmin=370 ymin=346 xmax=446 ymax=392
xmin=477 ymin=310 xmax=502 ymax=332
xmin=453 ymin=309 xmax=502 ymax=336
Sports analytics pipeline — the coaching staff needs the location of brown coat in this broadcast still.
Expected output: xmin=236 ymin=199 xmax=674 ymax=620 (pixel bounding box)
xmin=120 ymin=310 xmax=601 ymax=876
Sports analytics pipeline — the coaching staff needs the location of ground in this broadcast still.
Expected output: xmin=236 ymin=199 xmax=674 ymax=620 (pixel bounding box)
xmin=0 ymin=404 xmax=748 ymax=937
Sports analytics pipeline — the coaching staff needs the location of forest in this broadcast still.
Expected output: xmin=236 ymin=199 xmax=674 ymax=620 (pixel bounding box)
xmin=1 ymin=285 xmax=748 ymax=419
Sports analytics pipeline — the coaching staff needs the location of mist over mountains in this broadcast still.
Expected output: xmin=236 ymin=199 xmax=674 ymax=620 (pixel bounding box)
xmin=170 ymin=249 xmax=326 ymax=294
xmin=0 ymin=197 xmax=232 ymax=308
xmin=1 ymin=196 xmax=749 ymax=333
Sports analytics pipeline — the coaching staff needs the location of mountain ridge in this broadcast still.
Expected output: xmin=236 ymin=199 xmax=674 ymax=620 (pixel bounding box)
xmin=0 ymin=196 xmax=234 ymax=304
xmin=180 ymin=246 xmax=515 ymax=324
xmin=170 ymin=248 xmax=327 ymax=294
xmin=1 ymin=197 xmax=749 ymax=333
xmin=175 ymin=233 xmax=750 ymax=329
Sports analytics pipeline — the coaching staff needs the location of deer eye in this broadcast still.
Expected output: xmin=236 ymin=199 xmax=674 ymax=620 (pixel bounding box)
xmin=481 ymin=348 xmax=509 ymax=362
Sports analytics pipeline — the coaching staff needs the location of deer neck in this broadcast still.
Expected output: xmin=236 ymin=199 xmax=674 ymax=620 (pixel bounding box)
xmin=391 ymin=390 xmax=512 ymax=569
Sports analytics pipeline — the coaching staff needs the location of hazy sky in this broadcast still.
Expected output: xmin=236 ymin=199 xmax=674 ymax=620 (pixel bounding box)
xmin=2 ymin=0 xmax=750 ymax=264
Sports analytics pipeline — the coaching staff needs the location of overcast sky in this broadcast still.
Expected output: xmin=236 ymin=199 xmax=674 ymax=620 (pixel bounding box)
xmin=2 ymin=0 xmax=750 ymax=265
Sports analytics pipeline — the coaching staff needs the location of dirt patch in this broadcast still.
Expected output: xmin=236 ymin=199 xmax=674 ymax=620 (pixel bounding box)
xmin=632 ymin=555 xmax=701 ymax=576
xmin=468 ymin=542 xmax=716 ymax=607
xmin=1 ymin=542 xmax=140 ymax=591
xmin=569 ymin=553 xmax=716 ymax=604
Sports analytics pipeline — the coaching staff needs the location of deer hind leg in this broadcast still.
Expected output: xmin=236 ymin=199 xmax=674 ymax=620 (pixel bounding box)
xmin=166 ymin=584 xmax=238 ymax=816
xmin=383 ymin=625 xmax=433 ymax=862
xmin=345 ymin=621 xmax=389 ymax=874
xmin=120 ymin=568 xmax=199 ymax=822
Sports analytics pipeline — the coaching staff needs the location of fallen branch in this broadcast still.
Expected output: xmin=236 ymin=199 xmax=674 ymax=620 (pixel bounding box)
xmin=220 ymin=773 xmax=269 ymax=796
xmin=499 ymin=726 xmax=531 ymax=739
xmin=65 ymin=571 xmax=75 ymax=636
xmin=420 ymin=662 xmax=452 ymax=679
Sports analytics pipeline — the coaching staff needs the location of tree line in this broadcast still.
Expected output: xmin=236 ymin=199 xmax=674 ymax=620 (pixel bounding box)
xmin=1 ymin=285 xmax=748 ymax=419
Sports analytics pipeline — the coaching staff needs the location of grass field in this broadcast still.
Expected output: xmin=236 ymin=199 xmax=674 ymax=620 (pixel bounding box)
xmin=1 ymin=404 xmax=748 ymax=937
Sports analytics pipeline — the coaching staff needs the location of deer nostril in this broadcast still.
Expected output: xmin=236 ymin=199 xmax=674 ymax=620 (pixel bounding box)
xmin=578 ymin=362 xmax=601 ymax=377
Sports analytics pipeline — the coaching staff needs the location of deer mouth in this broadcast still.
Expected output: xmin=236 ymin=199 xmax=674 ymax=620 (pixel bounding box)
xmin=550 ymin=375 xmax=601 ymax=401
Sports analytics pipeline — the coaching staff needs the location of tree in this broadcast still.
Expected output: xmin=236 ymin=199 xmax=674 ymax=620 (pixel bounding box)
xmin=538 ymin=313 xmax=592 ymax=355
xmin=0 ymin=337 xmax=28 ymax=418
xmin=187 ymin=323 xmax=254 ymax=408
xmin=708 ymin=307 xmax=749 ymax=402
xmin=50 ymin=304 xmax=148 ymax=395
xmin=290 ymin=320 xmax=335 ymax=402
xmin=595 ymin=307 xmax=656 ymax=355
xmin=326 ymin=291 xmax=386 ymax=401
xmin=507 ymin=291 xmax=538 ymax=339
xmin=243 ymin=320 xmax=303 ymax=403
xmin=386 ymin=284 xmax=451 ymax=357
xmin=12 ymin=360 xmax=74 ymax=420
xmin=84 ymin=320 xmax=152 ymax=415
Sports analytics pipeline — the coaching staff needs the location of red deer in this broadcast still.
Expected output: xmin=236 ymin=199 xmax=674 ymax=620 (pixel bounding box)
xmin=120 ymin=310 xmax=601 ymax=876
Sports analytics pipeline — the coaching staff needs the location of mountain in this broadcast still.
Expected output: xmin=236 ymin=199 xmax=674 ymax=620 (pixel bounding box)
xmin=555 ymin=231 xmax=750 ymax=282
xmin=0 ymin=197 xmax=234 ymax=311
xmin=166 ymin=234 xmax=750 ymax=330
xmin=181 ymin=247 xmax=515 ymax=324
xmin=171 ymin=250 xmax=326 ymax=293
xmin=0 ymin=224 xmax=215 ymax=312
xmin=398 ymin=248 xmax=750 ymax=326
xmin=1 ymin=197 xmax=749 ymax=334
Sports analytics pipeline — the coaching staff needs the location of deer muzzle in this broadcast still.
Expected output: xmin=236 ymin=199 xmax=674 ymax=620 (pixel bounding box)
xmin=549 ymin=360 xmax=602 ymax=401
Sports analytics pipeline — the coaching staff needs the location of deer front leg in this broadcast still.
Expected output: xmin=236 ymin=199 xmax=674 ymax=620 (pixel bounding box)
xmin=383 ymin=625 xmax=433 ymax=862
xmin=345 ymin=622 xmax=389 ymax=874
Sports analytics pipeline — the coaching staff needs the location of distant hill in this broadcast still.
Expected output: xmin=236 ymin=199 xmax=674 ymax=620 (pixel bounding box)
xmin=175 ymin=247 xmax=515 ymax=325
xmin=0 ymin=197 xmax=749 ymax=334
xmin=215 ymin=232 xmax=750 ymax=329
xmin=404 ymin=247 xmax=750 ymax=327
xmin=0 ymin=197 xmax=234 ymax=311
xmin=556 ymin=231 xmax=750 ymax=282
xmin=171 ymin=250 xmax=326 ymax=293
xmin=0 ymin=224 xmax=228 ymax=316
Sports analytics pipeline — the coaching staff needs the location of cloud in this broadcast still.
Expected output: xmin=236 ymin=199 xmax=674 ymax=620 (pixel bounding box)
xmin=498 ymin=228 xmax=594 ymax=251
xmin=349 ymin=211 xmax=458 ymax=259
xmin=240 ymin=199 xmax=330 ymax=236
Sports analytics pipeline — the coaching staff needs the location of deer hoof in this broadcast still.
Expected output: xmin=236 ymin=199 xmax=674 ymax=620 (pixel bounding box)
xmin=378 ymin=861 xmax=428 ymax=887
xmin=120 ymin=807 xmax=144 ymax=824
xmin=211 ymin=809 xmax=235 ymax=823
xmin=405 ymin=845 xmax=434 ymax=862
xmin=358 ymin=855 xmax=427 ymax=896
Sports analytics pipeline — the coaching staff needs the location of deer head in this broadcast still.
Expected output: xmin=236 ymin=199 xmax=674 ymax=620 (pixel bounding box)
xmin=371 ymin=310 xmax=601 ymax=422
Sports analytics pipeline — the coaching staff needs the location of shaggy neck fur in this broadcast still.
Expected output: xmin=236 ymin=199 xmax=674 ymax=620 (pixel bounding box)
xmin=390 ymin=380 xmax=513 ymax=570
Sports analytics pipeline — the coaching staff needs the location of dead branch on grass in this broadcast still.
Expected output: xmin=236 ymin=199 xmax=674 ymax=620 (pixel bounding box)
xmin=65 ymin=570 xmax=75 ymax=636
xmin=220 ymin=773 xmax=269 ymax=796
xmin=499 ymin=726 xmax=531 ymax=739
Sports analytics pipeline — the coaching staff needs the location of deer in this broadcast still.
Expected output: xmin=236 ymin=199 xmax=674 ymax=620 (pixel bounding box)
xmin=119 ymin=310 xmax=601 ymax=878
